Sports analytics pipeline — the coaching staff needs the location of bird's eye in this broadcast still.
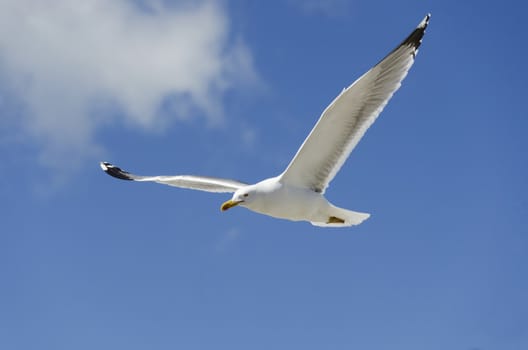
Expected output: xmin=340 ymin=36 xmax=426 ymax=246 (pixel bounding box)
xmin=243 ymin=193 xmax=249 ymax=197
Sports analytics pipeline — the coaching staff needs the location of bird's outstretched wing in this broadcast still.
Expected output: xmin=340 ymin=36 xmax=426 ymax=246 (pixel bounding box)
xmin=279 ymin=14 xmax=430 ymax=193
xmin=100 ymin=162 xmax=247 ymax=193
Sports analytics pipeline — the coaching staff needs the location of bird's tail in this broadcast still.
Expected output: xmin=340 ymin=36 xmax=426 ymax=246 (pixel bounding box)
xmin=311 ymin=205 xmax=370 ymax=228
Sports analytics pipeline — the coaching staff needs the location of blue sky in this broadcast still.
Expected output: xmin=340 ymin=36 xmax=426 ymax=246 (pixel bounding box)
xmin=1 ymin=0 xmax=527 ymax=349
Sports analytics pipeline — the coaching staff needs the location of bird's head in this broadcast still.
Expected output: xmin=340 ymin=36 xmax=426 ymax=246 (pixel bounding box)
xmin=221 ymin=188 xmax=254 ymax=211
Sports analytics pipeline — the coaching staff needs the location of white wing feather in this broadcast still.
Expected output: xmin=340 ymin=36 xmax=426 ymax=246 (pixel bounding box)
xmin=100 ymin=162 xmax=247 ymax=193
xmin=280 ymin=14 xmax=430 ymax=193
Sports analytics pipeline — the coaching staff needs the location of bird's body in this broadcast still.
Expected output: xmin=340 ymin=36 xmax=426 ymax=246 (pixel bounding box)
xmin=225 ymin=178 xmax=369 ymax=226
xmin=101 ymin=14 xmax=430 ymax=227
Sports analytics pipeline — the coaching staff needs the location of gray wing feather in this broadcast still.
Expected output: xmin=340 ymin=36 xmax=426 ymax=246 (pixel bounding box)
xmin=100 ymin=162 xmax=247 ymax=193
xmin=279 ymin=14 xmax=430 ymax=193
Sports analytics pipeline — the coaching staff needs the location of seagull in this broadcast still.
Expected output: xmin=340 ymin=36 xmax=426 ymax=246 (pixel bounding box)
xmin=101 ymin=14 xmax=430 ymax=227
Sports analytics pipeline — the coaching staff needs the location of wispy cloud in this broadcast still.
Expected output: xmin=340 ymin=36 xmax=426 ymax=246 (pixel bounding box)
xmin=289 ymin=0 xmax=351 ymax=17
xmin=0 ymin=0 xmax=258 ymax=171
xmin=215 ymin=227 xmax=241 ymax=253
xmin=240 ymin=124 xmax=258 ymax=151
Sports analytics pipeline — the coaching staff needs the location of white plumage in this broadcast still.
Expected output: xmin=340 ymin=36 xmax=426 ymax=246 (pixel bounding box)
xmin=101 ymin=14 xmax=430 ymax=227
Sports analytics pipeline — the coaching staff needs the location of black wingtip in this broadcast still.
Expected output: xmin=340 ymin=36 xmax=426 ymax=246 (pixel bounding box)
xmin=404 ymin=13 xmax=431 ymax=50
xmin=100 ymin=161 xmax=134 ymax=181
xmin=420 ymin=13 xmax=431 ymax=29
xmin=393 ymin=13 xmax=431 ymax=60
xmin=378 ymin=14 xmax=431 ymax=65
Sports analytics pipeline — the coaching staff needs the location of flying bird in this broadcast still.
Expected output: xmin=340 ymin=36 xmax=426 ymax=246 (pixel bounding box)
xmin=101 ymin=14 xmax=430 ymax=227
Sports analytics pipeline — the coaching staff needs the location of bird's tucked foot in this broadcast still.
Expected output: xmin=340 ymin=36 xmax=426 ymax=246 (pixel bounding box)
xmin=327 ymin=216 xmax=345 ymax=224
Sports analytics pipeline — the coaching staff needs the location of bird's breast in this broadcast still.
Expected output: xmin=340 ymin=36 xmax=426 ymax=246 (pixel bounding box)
xmin=246 ymin=184 xmax=328 ymax=221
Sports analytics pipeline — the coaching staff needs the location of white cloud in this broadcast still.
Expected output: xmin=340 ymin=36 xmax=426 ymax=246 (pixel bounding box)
xmin=0 ymin=0 xmax=258 ymax=170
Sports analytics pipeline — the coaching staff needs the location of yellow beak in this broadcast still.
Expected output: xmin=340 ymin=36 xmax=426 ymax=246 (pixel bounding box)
xmin=221 ymin=199 xmax=243 ymax=211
